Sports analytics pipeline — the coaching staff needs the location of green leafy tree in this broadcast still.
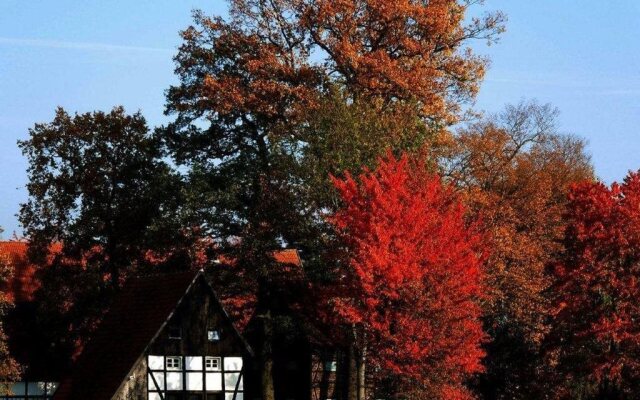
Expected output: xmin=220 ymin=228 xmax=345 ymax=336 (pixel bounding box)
xmin=18 ymin=107 xmax=193 ymax=372
xmin=298 ymin=88 xmax=438 ymax=216
xmin=19 ymin=107 xmax=190 ymax=286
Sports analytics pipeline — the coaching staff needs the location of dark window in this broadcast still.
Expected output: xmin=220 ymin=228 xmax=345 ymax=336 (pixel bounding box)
xmin=188 ymin=395 xmax=204 ymax=400
xmin=286 ymin=360 xmax=297 ymax=370
xmin=169 ymin=326 xmax=182 ymax=339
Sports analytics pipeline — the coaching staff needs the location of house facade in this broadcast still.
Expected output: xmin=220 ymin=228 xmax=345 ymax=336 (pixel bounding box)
xmin=1 ymin=243 xmax=366 ymax=400
xmin=52 ymin=271 xmax=253 ymax=400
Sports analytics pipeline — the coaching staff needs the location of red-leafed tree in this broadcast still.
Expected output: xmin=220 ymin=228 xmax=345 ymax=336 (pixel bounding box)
xmin=0 ymin=245 xmax=21 ymax=394
xmin=549 ymin=173 xmax=640 ymax=399
xmin=165 ymin=2 xmax=503 ymax=398
xmin=329 ymin=153 xmax=486 ymax=399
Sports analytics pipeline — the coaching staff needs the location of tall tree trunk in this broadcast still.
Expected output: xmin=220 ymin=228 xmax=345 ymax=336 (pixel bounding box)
xmin=347 ymin=342 xmax=359 ymax=400
xmin=260 ymin=308 xmax=276 ymax=400
xmin=358 ymin=335 xmax=367 ymax=400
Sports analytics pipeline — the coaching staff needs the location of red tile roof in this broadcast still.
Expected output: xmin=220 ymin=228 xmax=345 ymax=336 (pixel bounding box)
xmin=53 ymin=271 xmax=201 ymax=400
xmin=272 ymin=248 xmax=302 ymax=266
xmin=216 ymin=248 xmax=302 ymax=267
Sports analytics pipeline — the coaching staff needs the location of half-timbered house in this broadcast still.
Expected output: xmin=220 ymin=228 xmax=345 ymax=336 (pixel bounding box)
xmin=1 ymin=242 xmax=369 ymax=400
xmin=51 ymin=270 xmax=253 ymax=400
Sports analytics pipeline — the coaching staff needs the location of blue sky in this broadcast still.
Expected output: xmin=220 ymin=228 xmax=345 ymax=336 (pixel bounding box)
xmin=1 ymin=1 xmax=640 ymax=237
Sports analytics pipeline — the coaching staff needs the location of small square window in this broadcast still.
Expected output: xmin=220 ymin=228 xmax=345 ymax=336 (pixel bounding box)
xmin=208 ymin=329 xmax=221 ymax=342
xmin=205 ymin=357 xmax=221 ymax=371
xmin=324 ymin=360 xmax=337 ymax=372
xmin=168 ymin=326 xmax=182 ymax=339
xmin=167 ymin=356 xmax=182 ymax=370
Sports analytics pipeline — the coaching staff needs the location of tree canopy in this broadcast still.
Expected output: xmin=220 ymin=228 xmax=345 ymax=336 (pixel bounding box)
xmin=161 ymin=4 xmax=503 ymax=397
xmin=19 ymin=107 xmax=189 ymax=286
xmin=549 ymin=173 xmax=640 ymax=399
xmin=330 ymin=153 xmax=486 ymax=399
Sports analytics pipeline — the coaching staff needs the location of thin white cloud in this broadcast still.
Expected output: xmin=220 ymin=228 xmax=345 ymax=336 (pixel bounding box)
xmin=485 ymin=76 xmax=640 ymax=96
xmin=484 ymin=76 xmax=588 ymax=88
xmin=595 ymin=89 xmax=640 ymax=96
xmin=0 ymin=37 xmax=174 ymax=54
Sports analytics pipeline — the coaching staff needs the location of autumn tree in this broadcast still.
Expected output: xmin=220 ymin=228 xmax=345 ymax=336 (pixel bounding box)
xmin=548 ymin=174 xmax=640 ymax=399
xmin=19 ymin=107 xmax=190 ymax=287
xmin=446 ymin=101 xmax=594 ymax=399
xmin=329 ymin=153 xmax=486 ymax=399
xmin=299 ymin=88 xmax=442 ymax=217
xmin=296 ymin=0 xmax=505 ymax=123
xmin=165 ymin=0 xmax=505 ymax=253
xmin=0 ymin=236 xmax=21 ymax=394
xmin=164 ymin=3 xmax=502 ymax=397
xmin=18 ymin=107 xmax=194 ymax=373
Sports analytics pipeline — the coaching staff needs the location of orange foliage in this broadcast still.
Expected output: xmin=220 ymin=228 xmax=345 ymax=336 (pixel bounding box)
xmin=0 ymin=251 xmax=21 ymax=387
xmin=168 ymin=0 xmax=504 ymax=132
xmin=0 ymin=242 xmax=68 ymax=305
xmin=299 ymin=0 xmax=504 ymax=122
xmin=446 ymin=102 xmax=593 ymax=398
xmin=449 ymin=102 xmax=593 ymax=343
xmin=167 ymin=9 xmax=321 ymax=143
